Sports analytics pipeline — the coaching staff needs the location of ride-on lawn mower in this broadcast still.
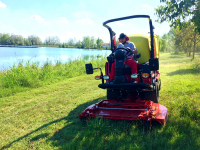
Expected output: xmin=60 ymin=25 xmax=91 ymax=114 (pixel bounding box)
xmin=79 ymin=15 xmax=168 ymax=129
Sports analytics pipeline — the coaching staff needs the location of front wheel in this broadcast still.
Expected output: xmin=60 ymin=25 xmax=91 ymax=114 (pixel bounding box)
xmin=144 ymin=120 xmax=152 ymax=131
xmin=152 ymin=82 xmax=159 ymax=103
xmin=141 ymin=84 xmax=159 ymax=103
xmin=158 ymin=78 xmax=161 ymax=91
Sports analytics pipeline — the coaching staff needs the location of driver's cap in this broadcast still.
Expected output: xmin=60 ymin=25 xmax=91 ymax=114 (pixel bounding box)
xmin=119 ymin=33 xmax=126 ymax=39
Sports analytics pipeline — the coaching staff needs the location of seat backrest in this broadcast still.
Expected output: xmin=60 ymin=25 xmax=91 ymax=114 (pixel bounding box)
xmin=128 ymin=34 xmax=159 ymax=64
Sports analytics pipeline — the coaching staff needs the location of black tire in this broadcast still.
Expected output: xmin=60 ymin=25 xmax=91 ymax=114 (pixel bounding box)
xmin=144 ymin=120 xmax=152 ymax=131
xmin=107 ymin=89 xmax=118 ymax=99
xmin=152 ymin=83 xmax=159 ymax=103
xmin=81 ymin=116 xmax=87 ymax=124
xmin=158 ymin=78 xmax=161 ymax=91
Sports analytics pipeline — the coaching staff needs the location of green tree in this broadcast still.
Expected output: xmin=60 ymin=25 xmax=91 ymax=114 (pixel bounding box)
xmin=82 ymin=36 xmax=90 ymax=49
xmin=58 ymin=43 xmax=62 ymax=48
xmin=90 ymin=36 xmax=95 ymax=49
xmin=77 ymin=40 xmax=81 ymax=48
xmin=62 ymin=43 xmax=68 ymax=48
xmin=68 ymin=38 xmax=74 ymax=46
xmin=166 ymin=28 xmax=176 ymax=52
xmin=162 ymin=34 xmax=168 ymax=40
xmin=94 ymin=44 xmax=97 ymax=49
xmin=62 ymin=43 xmax=65 ymax=48
xmin=9 ymin=35 xmax=24 ymax=45
xmin=28 ymin=35 xmax=42 ymax=45
xmin=24 ymin=39 xmax=30 ymax=46
xmin=159 ymin=38 xmax=167 ymax=52
xmin=96 ymin=38 xmax=103 ymax=49
xmin=18 ymin=38 xmax=24 ymax=45
xmin=173 ymin=24 xmax=200 ymax=58
xmin=183 ymin=24 xmax=200 ymax=58
xmin=45 ymin=36 xmax=60 ymax=45
xmin=12 ymin=39 xmax=15 ymax=45
xmin=156 ymin=0 xmax=200 ymax=33
xmin=1 ymin=34 xmax=10 ymax=45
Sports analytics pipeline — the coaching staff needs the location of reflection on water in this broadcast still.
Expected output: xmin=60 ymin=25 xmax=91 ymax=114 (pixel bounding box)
xmin=0 ymin=47 xmax=110 ymax=70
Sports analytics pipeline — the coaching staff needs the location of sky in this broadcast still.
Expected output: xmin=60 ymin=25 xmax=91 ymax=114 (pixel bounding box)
xmin=0 ymin=0 xmax=171 ymax=43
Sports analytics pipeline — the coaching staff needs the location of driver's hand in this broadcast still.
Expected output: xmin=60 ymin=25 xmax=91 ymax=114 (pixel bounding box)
xmin=132 ymin=48 xmax=138 ymax=54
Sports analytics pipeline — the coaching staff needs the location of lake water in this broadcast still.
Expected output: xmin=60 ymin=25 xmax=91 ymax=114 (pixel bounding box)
xmin=0 ymin=47 xmax=111 ymax=70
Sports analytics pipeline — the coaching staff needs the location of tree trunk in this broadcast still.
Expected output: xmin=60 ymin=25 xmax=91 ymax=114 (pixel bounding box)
xmin=193 ymin=40 xmax=196 ymax=59
xmin=175 ymin=48 xmax=179 ymax=54
xmin=184 ymin=49 xmax=187 ymax=54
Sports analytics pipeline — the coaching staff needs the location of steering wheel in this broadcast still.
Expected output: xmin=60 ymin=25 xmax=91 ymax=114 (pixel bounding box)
xmin=113 ymin=47 xmax=141 ymax=60
xmin=113 ymin=47 xmax=133 ymax=55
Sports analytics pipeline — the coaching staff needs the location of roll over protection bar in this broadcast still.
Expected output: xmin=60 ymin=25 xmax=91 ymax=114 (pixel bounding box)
xmin=103 ymin=15 xmax=155 ymax=59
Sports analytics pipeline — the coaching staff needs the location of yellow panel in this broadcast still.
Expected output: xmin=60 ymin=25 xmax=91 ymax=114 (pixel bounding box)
xmin=128 ymin=34 xmax=150 ymax=64
xmin=154 ymin=35 xmax=159 ymax=58
xmin=128 ymin=34 xmax=159 ymax=64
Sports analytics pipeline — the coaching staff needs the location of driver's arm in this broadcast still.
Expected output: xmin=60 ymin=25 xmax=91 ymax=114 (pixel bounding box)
xmin=130 ymin=42 xmax=138 ymax=54
xmin=132 ymin=48 xmax=138 ymax=54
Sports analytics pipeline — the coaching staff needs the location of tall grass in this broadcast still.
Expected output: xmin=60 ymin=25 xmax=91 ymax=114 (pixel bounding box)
xmin=0 ymin=55 xmax=107 ymax=98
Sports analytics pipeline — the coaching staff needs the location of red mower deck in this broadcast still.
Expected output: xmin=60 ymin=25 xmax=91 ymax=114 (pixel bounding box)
xmin=79 ymin=99 xmax=168 ymax=125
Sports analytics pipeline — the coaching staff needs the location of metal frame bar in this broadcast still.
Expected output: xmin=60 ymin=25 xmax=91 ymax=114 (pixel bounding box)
xmin=103 ymin=15 xmax=155 ymax=58
xmin=97 ymin=107 xmax=148 ymax=111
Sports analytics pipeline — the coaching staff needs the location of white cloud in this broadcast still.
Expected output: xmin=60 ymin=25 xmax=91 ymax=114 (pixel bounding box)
xmin=141 ymin=4 xmax=154 ymax=10
xmin=0 ymin=23 xmax=16 ymax=33
xmin=0 ymin=1 xmax=6 ymax=8
xmin=73 ymin=11 xmax=93 ymax=18
xmin=30 ymin=15 xmax=44 ymax=21
xmin=59 ymin=17 xmax=69 ymax=23
xmin=114 ymin=22 xmax=135 ymax=29
xmin=60 ymin=17 xmax=67 ymax=21
xmin=115 ymin=22 xmax=125 ymax=27
xmin=55 ymin=17 xmax=69 ymax=25
xmin=76 ymin=18 xmax=93 ymax=24
xmin=154 ymin=23 xmax=170 ymax=36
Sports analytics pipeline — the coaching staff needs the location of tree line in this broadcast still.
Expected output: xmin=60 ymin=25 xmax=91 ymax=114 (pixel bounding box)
xmin=0 ymin=33 xmax=105 ymax=49
xmin=156 ymin=0 xmax=200 ymax=58
xmin=158 ymin=24 xmax=200 ymax=58
xmin=0 ymin=34 xmax=43 ymax=46
xmin=58 ymin=36 xmax=104 ymax=49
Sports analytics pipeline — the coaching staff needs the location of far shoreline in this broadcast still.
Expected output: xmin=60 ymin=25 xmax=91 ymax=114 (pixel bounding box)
xmin=0 ymin=45 xmax=38 ymax=48
xmin=0 ymin=45 xmax=110 ymax=50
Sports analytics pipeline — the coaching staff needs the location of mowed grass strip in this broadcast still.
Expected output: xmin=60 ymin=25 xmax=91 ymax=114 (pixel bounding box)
xmin=0 ymin=74 xmax=106 ymax=149
xmin=0 ymin=53 xmax=200 ymax=150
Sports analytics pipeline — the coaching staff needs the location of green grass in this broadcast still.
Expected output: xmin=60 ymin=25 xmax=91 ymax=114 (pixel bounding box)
xmin=0 ymin=53 xmax=200 ymax=150
xmin=0 ymin=55 xmax=107 ymax=98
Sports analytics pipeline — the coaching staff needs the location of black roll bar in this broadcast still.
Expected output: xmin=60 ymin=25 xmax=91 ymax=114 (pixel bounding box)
xmin=103 ymin=15 xmax=155 ymax=58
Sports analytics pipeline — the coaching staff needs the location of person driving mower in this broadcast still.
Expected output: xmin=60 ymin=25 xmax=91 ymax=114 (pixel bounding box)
xmin=118 ymin=33 xmax=138 ymax=55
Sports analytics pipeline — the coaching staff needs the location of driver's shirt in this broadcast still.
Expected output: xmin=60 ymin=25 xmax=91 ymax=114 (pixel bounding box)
xmin=110 ymin=58 xmax=137 ymax=82
xmin=124 ymin=42 xmax=136 ymax=49
xmin=124 ymin=42 xmax=136 ymax=59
